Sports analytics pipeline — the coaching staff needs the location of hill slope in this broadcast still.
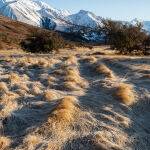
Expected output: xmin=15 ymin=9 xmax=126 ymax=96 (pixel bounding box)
xmin=0 ymin=15 xmax=77 ymax=50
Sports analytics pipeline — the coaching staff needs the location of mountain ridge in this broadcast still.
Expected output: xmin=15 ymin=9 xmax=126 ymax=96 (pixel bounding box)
xmin=0 ymin=0 xmax=150 ymax=33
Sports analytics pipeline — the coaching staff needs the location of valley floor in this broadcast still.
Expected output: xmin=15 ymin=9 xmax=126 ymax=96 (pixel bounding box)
xmin=0 ymin=47 xmax=150 ymax=150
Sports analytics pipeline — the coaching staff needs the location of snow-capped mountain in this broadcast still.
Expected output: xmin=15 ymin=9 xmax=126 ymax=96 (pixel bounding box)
xmin=67 ymin=10 xmax=102 ymax=28
xmin=0 ymin=0 xmax=102 ymax=32
xmin=0 ymin=0 xmax=71 ymax=31
xmin=0 ymin=0 xmax=150 ymax=34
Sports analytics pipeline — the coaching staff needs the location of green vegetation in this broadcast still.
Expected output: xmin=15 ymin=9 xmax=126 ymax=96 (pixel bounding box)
xmin=21 ymin=30 xmax=67 ymax=53
xmin=101 ymin=19 xmax=150 ymax=54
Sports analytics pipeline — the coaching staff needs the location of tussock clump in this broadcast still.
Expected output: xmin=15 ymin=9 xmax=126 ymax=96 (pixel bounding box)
xmin=43 ymin=90 xmax=59 ymax=101
xmin=47 ymin=142 xmax=60 ymax=150
xmin=47 ymin=76 xmax=56 ymax=86
xmin=93 ymin=130 xmax=126 ymax=150
xmin=96 ymin=63 xmax=115 ymax=79
xmin=65 ymin=56 xmax=78 ymax=66
xmin=31 ymin=85 xmax=42 ymax=95
xmin=115 ymin=83 xmax=135 ymax=106
xmin=49 ymin=96 xmax=78 ymax=123
xmin=24 ymin=135 xmax=41 ymax=150
xmin=14 ymin=83 xmax=29 ymax=92
xmin=22 ymin=74 xmax=30 ymax=80
xmin=37 ymin=58 xmax=53 ymax=68
xmin=15 ymin=89 xmax=27 ymax=96
xmin=9 ymin=72 xmax=21 ymax=84
xmin=64 ymin=81 xmax=81 ymax=91
xmin=64 ymin=68 xmax=88 ymax=91
xmin=83 ymin=56 xmax=97 ymax=64
xmin=0 ymin=136 xmax=11 ymax=150
xmin=0 ymin=102 xmax=17 ymax=118
xmin=49 ymin=58 xmax=61 ymax=66
xmin=0 ymin=82 xmax=8 ymax=92
xmin=0 ymin=91 xmax=19 ymax=103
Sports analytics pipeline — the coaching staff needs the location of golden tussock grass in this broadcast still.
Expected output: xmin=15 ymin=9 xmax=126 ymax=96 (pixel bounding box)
xmin=49 ymin=96 xmax=78 ymax=123
xmin=93 ymin=130 xmax=126 ymax=150
xmin=64 ymin=68 xmax=88 ymax=90
xmin=47 ymin=142 xmax=60 ymax=150
xmin=24 ymin=135 xmax=41 ymax=150
xmin=0 ymin=100 xmax=18 ymax=118
xmin=43 ymin=90 xmax=59 ymax=101
xmin=31 ymin=86 xmax=42 ymax=95
xmin=22 ymin=74 xmax=30 ymax=80
xmin=115 ymin=83 xmax=135 ymax=106
xmin=83 ymin=56 xmax=97 ymax=63
xmin=15 ymin=89 xmax=27 ymax=96
xmin=0 ymin=136 xmax=11 ymax=150
xmin=9 ymin=72 xmax=21 ymax=83
xmin=48 ymin=58 xmax=60 ymax=66
xmin=0 ymin=82 xmax=8 ymax=92
xmin=63 ymin=81 xmax=81 ymax=91
xmin=65 ymin=56 xmax=78 ymax=65
xmin=96 ymin=64 xmax=115 ymax=79
xmin=0 ymin=91 xmax=19 ymax=103
xmin=15 ymin=83 xmax=29 ymax=92
xmin=65 ymin=68 xmax=79 ymax=77
xmin=36 ymin=58 xmax=60 ymax=68
xmin=47 ymin=76 xmax=56 ymax=85
xmin=37 ymin=58 xmax=52 ymax=68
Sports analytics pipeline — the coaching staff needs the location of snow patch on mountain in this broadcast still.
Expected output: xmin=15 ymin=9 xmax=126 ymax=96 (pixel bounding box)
xmin=0 ymin=0 xmax=71 ymax=30
xmin=0 ymin=0 xmax=150 ymax=35
xmin=67 ymin=10 xmax=101 ymax=28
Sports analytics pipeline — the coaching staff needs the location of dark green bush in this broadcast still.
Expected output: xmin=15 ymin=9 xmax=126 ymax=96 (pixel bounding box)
xmin=102 ymin=19 xmax=150 ymax=54
xmin=21 ymin=30 xmax=66 ymax=53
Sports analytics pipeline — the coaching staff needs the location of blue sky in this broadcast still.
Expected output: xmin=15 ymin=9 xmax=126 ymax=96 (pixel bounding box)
xmin=42 ymin=0 xmax=150 ymax=21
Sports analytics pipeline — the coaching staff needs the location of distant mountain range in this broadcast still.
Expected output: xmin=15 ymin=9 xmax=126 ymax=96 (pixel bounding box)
xmin=0 ymin=0 xmax=150 ymax=33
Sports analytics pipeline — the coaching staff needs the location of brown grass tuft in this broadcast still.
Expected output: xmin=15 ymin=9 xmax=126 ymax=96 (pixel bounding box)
xmin=30 ymin=82 xmax=42 ymax=95
xmin=93 ymin=130 xmax=126 ymax=150
xmin=15 ymin=83 xmax=29 ymax=92
xmin=47 ymin=76 xmax=56 ymax=86
xmin=64 ymin=67 xmax=88 ymax=90
xmin=63 ymin=81 xmax=81 ymax=91
xmin=96 ymin=64 xmax=115 ymax=79
xmin=43 ymin=90 xmax=59 ymax=101
xmin=65 ymin=56 xmax=78 ymax=65
xmin=0 ymin=136 xmax=11 ymax=150
xmin=24 ymin=135 xmax=41 ymax=150
xmin=49 ymin=96 xmax=78 ymax=123
xmin=115 ymin=83 xmax=135 ymax=106
xmin=9 ymin=72 xmax=20 ymax=84
xmin=31 ymin=86 xmax=42 ymax=95
xmin=0 ymin=82 xmax=8 ymax=92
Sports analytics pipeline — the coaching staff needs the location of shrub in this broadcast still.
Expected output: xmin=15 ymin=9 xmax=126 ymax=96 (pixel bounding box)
xmin=21 ymin=30 xmax=66 ymax=53
xmin=102 ymin=19 xmax=149 ymax=54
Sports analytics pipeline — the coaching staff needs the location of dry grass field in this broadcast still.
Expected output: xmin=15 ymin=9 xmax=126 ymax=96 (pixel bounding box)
xmin=0 ymin=46 xmax=150 ymax=150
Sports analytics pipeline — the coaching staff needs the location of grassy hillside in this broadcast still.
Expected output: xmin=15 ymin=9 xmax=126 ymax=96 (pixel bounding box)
xmin=0 ymin=15 xmax=74 ymax=50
